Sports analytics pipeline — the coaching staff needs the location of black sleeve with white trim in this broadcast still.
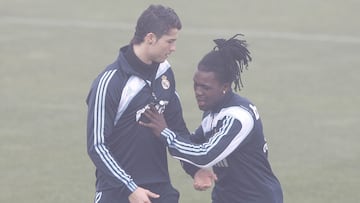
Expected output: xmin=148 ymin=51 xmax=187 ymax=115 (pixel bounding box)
xmin=86 ymin=70 xmax=137 ymax=195
xmin=160 ymin=111 xmax=254 ymax=168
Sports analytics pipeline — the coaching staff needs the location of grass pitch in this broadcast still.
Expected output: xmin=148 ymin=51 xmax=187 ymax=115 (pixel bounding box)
xmin=1 ymin=0 xmax=360 ymax=202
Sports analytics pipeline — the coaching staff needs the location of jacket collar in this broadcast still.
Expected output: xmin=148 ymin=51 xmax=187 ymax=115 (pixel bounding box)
xmin=118 ymin=45 xmax=159 ymax=81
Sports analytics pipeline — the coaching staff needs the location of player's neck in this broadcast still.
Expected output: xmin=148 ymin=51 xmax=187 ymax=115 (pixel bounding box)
xmin=133 ymin=44 xmax=152 ymax=65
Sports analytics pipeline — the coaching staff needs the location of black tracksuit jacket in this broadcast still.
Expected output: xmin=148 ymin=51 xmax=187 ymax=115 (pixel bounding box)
xmin=86 ymin=46 xmax=188 ymax=197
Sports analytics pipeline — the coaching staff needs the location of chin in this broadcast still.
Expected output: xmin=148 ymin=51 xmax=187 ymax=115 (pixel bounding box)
xmin=156 ymin=59 xmax=166 ymax=63
xmin=198 ymin=105 xmax=207 ymax=111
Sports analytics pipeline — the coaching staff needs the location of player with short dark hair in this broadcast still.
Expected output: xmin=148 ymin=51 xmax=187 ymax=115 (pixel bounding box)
xmin=86 ymin=4 xmax=188 ymax=203
xmin=140 ymin=34 xmax=283 ymax=203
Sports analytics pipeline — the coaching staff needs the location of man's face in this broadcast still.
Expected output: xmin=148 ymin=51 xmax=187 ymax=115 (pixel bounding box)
xmin=149 ymin=28 xmax=179 ymax=63
xmin=193 ymin=70 xmax=227 ymax=111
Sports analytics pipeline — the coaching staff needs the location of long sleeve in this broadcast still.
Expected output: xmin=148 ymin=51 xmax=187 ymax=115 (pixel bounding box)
xmin=86 ymin=69 xmax=137 ymax=195
xmin=160 ymin=106 xmax=255 ymax=168
xmin=180 ymin=126 xmax=204 ymax=177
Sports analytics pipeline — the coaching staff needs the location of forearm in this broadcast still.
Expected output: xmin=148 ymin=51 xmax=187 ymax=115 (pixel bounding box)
xmin=181 ymin=161 xmax=201 ymax=178
xmin=160 ymin=128 xmax=222 ymax=168
xmin=87 ymin=142 xmax=138 ymax=193
xmin=160 ymin=116 xmax=247 ymax=168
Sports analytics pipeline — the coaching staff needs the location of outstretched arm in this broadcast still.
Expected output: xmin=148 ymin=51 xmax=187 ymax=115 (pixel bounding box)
xmin=139 ymin=105 xmax=255 ymax=168
xmin=139 ymin=106 xmax=217 ymax=190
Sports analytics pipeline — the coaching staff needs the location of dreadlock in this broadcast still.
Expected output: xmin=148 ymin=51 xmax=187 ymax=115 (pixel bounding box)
xmin=198 ymin=34 xmax=252 ymax=91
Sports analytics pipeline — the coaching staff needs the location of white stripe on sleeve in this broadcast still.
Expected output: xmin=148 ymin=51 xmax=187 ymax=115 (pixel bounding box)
xmin=93 ymin=70 xmax=137 ymax=191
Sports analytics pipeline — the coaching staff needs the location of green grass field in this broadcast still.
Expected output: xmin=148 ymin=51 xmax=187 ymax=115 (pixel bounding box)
xmin=1 ymin=0 xmax=360 ymax=202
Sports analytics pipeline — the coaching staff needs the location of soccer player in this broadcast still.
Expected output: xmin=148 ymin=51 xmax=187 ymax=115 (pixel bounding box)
xmin=140 ymin=34 xmax=283 ymax=203
xmin=86 ymin=5 xmax=189 ymax=203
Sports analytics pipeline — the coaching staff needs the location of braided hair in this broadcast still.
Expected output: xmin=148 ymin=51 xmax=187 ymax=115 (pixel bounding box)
xmin=198 ymin=34 xmax=252 ymax=91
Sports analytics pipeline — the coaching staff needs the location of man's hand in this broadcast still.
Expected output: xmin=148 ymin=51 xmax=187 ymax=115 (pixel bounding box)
xmin=128 ymin=187 xmax=160 ymax=203
xmin=193 ymin=169 xmax=218 ymax=191
xmin=138 ymin=105 xmax=168 ymax=136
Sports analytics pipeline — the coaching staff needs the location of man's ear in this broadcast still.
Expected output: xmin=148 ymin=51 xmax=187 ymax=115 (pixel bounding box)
xmin=223 ymin=82 xmax=231 ymax=93
xmin=145 ymin=33 xmax=156 ymax=45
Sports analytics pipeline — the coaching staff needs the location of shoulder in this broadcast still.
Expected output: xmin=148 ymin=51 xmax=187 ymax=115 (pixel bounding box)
xmin=215 ymin=94 xmax=258 ymax=124
xmin=227 ymin=94 xmax=260 ymax=120
xmin=157 ymin=60 xmax=174 ymax=79
xmin=90 ymin=62 xmax=128 ymax=99
xmin=99 ymin=66 xmax=125 ymax=88
xmin=219 ymin=106 xmax=254 ymax=123
xmin=156 ymin=60 xmax=177 ymax=91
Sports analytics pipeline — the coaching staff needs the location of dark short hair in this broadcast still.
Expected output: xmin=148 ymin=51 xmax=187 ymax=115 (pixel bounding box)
xmin=131 ymin=4 xmax=182 ymax=44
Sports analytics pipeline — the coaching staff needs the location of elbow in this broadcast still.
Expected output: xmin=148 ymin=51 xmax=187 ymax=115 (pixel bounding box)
xmin=87 ymin=143 xmax=99 ymax=159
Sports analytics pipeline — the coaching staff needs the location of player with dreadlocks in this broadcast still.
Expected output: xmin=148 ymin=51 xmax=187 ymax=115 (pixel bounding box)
xmin=140 ymin=34 xmax=283 ymax=203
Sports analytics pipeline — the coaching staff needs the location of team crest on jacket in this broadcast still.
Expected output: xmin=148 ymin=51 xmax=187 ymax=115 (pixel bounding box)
xmin=161 ymin=75 xmax=170 ymax=89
